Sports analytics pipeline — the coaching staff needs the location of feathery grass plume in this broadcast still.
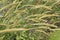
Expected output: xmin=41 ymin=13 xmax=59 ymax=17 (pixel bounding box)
xmin=0 ymin=0 xmax=60 ymax=40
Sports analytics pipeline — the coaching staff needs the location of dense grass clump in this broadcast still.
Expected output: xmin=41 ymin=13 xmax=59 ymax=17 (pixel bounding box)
xmin=0 ymin=0 xmax=60 ymax=40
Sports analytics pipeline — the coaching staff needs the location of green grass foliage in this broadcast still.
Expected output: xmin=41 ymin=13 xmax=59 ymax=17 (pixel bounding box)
xmin=0 ymin=0 xmax=60 ymax=40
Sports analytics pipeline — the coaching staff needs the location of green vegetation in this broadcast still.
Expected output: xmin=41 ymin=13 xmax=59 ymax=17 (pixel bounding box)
xmin=49 ymin=30 xmax=60 ymax=40
xmin=0 ymin=0 xmax=60 ymax=40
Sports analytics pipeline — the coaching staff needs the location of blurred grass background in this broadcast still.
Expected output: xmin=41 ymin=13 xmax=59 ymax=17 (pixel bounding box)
xmin=0 ymin=0 xmax=60 ymax=40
